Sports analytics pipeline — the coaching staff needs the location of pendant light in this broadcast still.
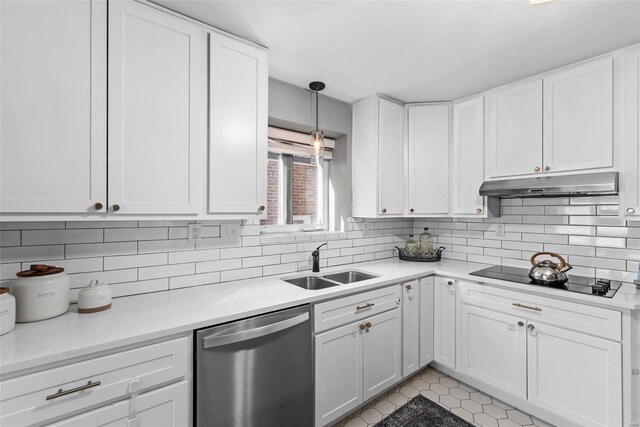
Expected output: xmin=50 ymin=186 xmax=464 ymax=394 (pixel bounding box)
xmin=309 ymin=81 xmax=326 ymax=163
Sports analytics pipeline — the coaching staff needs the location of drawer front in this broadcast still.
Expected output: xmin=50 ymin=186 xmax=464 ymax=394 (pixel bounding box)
xmin=1 ymin=337 xmax=189 ymax=426
xmin=458 ymin=281 xmax=621 ymax=341
xmin=314 ymin=285 xmax=401 ymax=333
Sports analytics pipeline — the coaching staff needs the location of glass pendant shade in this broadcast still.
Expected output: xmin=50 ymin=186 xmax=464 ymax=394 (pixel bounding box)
xmin=310 ymin=129 xmax=324 ymax=162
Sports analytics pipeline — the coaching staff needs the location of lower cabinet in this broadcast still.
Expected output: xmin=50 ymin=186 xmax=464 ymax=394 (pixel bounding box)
xmin=402 ymin=279 xmax=420 ymax=377
xmin=49 ymin=381 xmax=189 ymax=427
xmin=434 ymin=277 xmax=456 ymax=369
xmin=458 ymin=304 xmax=527 ymax=399
xmin=419 ymin=277 xmax=434 ymax=367
xmin=315 ymin=301 xmax=401 ymax=427
xmin=527 ymin=322 xmax=622 ymax=427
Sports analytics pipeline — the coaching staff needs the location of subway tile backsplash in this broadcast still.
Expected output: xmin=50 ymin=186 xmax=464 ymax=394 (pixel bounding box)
xmin=1 ymin=196 xmax=638 ymax=302
xmin=0 ymin=218 xmax=411 ymax=302
xmin=414 ymin=196 xmax=640 ymax=282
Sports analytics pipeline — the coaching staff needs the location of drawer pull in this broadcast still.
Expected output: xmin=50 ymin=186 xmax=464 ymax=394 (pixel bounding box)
xmin=512 ymin=303 xmax=542 ymax=312
xmin=46 ymin=380 xmax=101 ymax=401
xmin=356 ymin=303 xmax=375 ymax=311
xmin=405 ymin=284 xmax=412 ymax=290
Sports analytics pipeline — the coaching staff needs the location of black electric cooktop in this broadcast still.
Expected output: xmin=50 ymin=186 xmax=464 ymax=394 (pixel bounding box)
xmin=469 ymin=265 xmax=621 ymax=298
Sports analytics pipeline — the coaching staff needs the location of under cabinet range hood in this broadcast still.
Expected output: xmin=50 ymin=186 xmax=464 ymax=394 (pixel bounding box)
xmin=479 ymin=171 xmax=619 ymax=198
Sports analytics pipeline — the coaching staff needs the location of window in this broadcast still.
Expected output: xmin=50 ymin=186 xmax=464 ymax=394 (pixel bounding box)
xmin=262 ymin=127 xmax=334 ymax=231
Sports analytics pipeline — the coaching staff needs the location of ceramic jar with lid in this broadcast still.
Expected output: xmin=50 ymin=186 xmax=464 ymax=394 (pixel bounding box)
xmin=404 ymin=235 xmax=419 ymax=257
xmin=419 ymin=227 xmax=434 ymax=256
xmin=0 ymin=288 xmax=16 ymax=335
xmin=10 ymin=264 xmax=70 ymax=322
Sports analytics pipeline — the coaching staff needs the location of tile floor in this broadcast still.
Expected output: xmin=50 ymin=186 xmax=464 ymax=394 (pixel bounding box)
xmin=332 ymin=366 xmax=555 ymax=427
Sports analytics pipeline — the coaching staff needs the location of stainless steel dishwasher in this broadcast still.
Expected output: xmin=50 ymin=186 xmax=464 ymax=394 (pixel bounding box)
xmin=195 ymin=305 xmax=313 ymax=427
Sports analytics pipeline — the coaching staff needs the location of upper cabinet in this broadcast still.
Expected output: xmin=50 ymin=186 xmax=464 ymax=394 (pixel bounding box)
xmin=352 ymin=95 xmax=405 ymax=218
xmin=543 ymin=58 xmax=613 ymax=174
xmin=108 ymin=1 xmax=205 ymax=215
xmin=623 ymin=47 xmax=640 ymax=221
xmin=208 ymin=32 xmax=268 ymax=216
xmin=406 ymin=104 xmax=450 ymax=216
xmin=0 ymin=0 xmax=107 ymax=214
xmin=452 ymin=97 xmax=487 ymax=217
xmin=488 ymin=80 xmax=543 ymax=178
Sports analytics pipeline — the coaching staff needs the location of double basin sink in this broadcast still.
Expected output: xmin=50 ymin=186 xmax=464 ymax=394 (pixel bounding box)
xmin=283 ymin=271 xmax=378 ymax=290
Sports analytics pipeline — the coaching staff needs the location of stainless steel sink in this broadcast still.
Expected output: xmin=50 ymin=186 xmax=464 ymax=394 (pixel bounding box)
xmin=323 ymin=271 xmax=378 ymax=284
xmin=283 ymin=276 xmax=340 ymax=290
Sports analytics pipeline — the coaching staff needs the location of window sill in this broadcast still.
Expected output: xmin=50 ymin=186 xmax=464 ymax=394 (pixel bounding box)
xmin=259 ymin=228 xmax=346 ymax=243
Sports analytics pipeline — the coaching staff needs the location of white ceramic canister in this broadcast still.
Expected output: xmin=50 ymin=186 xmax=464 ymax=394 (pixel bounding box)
xmin=10 ymin=265 xmax=70 ymax=322
xmin=0 ymin=287 xmax=16 ymax=335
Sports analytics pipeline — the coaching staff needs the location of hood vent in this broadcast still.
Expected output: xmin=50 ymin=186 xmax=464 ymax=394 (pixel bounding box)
xmin=479 ymin=172 xmax=618 ymax=198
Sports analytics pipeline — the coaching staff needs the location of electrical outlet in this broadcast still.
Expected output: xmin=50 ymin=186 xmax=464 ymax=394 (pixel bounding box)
xmin=221 ymin=223 xmax=240 ymax=244
xmin=362 ymin=222 xmax=370 ymax=237
xmin=188 ymin=223 xmax=201 ymax=241
xmin=494 ymin=223 xmax=505 ymax=238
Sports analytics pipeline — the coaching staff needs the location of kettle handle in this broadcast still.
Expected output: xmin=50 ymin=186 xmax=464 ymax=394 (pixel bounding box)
xmin=530 ymin=252 xmax=567 ymax=270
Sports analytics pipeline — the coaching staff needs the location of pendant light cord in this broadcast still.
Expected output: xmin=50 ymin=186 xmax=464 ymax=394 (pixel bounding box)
xmin=315 ymin=90 xmax=319 ymax=131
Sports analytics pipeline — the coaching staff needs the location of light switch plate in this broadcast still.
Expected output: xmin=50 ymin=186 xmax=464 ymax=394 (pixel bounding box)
xmin=221 ymin=223 xmax=240 ymax=244
xmin=188 ymin=223 xmax=201 ymax=241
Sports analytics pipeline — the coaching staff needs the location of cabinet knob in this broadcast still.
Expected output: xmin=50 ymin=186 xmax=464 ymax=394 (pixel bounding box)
xmin=534 ymin=166 xmax=541 ymax=172
xmin=405 ymin=284 xmax=412 ymax=290
xmin=627 ymin=208 xmax=636 ymax=214
xmin=527 ymin=324 xmax=535 ymax=331
xmin=359 ymin=324 xmax=366 ymax=331
xmin=544 ymin=166 xmax=551 ymax=172
xmin=93 ymin=202 xmax=103 ymax=210
xmin=447 ymin=281 xmax=453 ymax=286
xmin=476 ymin=208 xmax=482 ymax=214
xmin=381 ymin=208 xmax=387 ymax=214
xmin=365 ymin=322 xmax=372 ymax=328
xmin=258 ymin=205 xmax=265 ymax=212
xmin=517 ymin=321 xmax=524 ymax=327
xmin=409 ymin=208 xmax=414 ymax=213
xmin=111 ymin=204 xmax=120 ymax=212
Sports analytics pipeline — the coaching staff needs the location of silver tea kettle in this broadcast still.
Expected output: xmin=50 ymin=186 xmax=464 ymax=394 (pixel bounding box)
xmin=528 ymin=252 xmax=573 ymax=285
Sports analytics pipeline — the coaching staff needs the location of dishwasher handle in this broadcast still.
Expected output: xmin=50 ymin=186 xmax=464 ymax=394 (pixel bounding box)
xmin=202 ymin=312 xmax=309 ymax=349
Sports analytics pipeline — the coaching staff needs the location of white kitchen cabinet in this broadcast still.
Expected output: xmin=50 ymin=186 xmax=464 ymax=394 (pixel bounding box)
xmin=0 ymin=0 xmax=107 ymax=214
xmin=315 ymin=322 xmax=363 ymax=427
xmin=208 ymin=31 xmax=268 ymax=216
xmin=433 ymin=277 xmax=456 ymax=370
xmin=458 ymin=304 xmax=527 ymax=399
xmin=352 ymin=95 xmax=405 ymax=218
xmin=527 ymin=322 xmax=622 ymax=427
xmin=406 ymin=104 xmax=450 ymax=216
xmin=419 ymin=277 xmax=434 ymax=368
xmin=452 ymin=97 xmax=487 ymax=217
xmin=543 ymin=58 xmax=613 ymax=173
xmin=108 ymin=0 xmax=205 ymax=215
xmin=314 ymin=285 xmax=401 ymax=426
xmin=488 ymin=80 xmax=543 ymax=178
xmin=623 ymin=46 xmax=640 ymax=220
xmin=363 ymin=309 xmax=402 ymax=400
xmin=0 ymin=337 xmax=190 ymax=426
xmin=49 ymin=381 xmax=189 ymax=427
xmin=402 ymin=280 xmax=420 ymax=377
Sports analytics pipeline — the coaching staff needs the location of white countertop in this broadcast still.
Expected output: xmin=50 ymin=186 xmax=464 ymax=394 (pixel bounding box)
xmin=2 ymin=258 xmax=639 ymax=376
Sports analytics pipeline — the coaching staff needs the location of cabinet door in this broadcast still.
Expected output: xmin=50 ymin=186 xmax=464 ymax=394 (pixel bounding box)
xmin=108 ymin=1 xmax=204 ymax=215
xmin=543 ymin=58 xmax=613 ymax=173
xmin=623 ymin=47 xmax=640 ymax=220
xmin=49 ymin=381 xmax=189 ymax=427
xmin=527 ymin=322 xmax=622 ymax=427
xmin=458 ymin=305 xmax=527 ymax=399
xmin=363 ymin=309 xmax=402 ymax=401
xmin=208 ymin=32 xmax=268 ymax=215
xmin=452 ymin=97 xmax=485 ymax=216
xmin=402 ymin=280 xmax=420 ymax=377
xmin=0 ymin=0 xmax=107 ymax=214
xmin=419 ymin=277 xmax=434 ymax=367
xmin=406 ymin=105 xmax=449 ymax=215
xmin=434 ymin=278 xmax=456 ymax=370
xmin=488 ymin=80 xmax=543 ymax=178
xmin=315 ymin=322 xmax=363 ymax=427
xmin=378 ymin=98 xmax=405 ymax=216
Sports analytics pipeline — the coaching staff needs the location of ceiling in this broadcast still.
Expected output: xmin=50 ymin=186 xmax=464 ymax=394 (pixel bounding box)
xmin=154 ymin=0 xmax=640 ymax=103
